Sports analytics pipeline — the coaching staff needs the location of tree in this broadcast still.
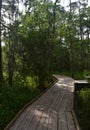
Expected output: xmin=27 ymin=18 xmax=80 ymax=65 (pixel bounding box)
xmin=3 ymin=0 xmax=20 ymax=86
xmin=0 ymin=0 xmax=3 ymax=86
xmin=2 ymin=0 xmax=90 ymax=88
xmin=17 ymin=1 xmax=56 ymax=90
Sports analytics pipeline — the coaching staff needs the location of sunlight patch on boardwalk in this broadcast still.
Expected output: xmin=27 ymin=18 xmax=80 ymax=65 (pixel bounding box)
xmin=5 ymin=75 xmax=78 ymax=130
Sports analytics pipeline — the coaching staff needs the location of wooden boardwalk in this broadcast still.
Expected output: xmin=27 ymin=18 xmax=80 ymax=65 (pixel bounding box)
xmin=6 ymin=75 xmax=78 ymax=130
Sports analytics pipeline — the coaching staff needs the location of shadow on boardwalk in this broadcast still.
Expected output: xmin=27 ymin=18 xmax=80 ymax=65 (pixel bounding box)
xmin=4 ymin=75 xmax=78 ymax=130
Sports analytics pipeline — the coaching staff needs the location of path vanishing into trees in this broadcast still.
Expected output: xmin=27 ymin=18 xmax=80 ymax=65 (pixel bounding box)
xmin=5 ymin=75 xmax=79 ymax=130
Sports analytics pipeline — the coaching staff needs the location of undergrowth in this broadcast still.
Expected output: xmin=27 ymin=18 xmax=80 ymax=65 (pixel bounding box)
xmin=75 ymin=88 xmax=90 ymax=130
xmin=0 ymin=86 xmax=40 ymax=130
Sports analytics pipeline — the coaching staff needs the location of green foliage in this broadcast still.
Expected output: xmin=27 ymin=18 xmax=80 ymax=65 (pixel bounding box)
xmin=2 ymin=0 xmax=90 ymax=88
xmin=73 ymin=72 xmax=84 ymax=80
xmin=0 ymin=0 xmax=90 ymax=128
xmin=84 ymin=70 xmax=90 ymax=82
xmin=16 ymin=2 xmax=57 ymax=89
xmin=0 ymin=85 xmax=40 ymax=130
xmin=84 ymin=70 xmax=90 ymax=77
xmin=1 ymin=0 xmax=90 ymax=129
xmin=76 ymin=88 xmax=90 ymax=130
xmin=54 ymin=71 xmax=84 ymax=80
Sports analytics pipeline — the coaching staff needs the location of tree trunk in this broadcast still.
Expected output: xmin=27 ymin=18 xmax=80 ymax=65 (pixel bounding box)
xmin=38 ymin=76 xmax=45 ymax=91
xmin=0 ymin=0 xmax=3 ymax=86
xmin=8 ymin=42 xmax=15 ymax=86
xmin=8 ymin=69 xmax=13 ymax=86
xmin=0 ymin=39 xmax=3 ymax=86
xmin=69 ymin=47 xmax=74 ymax=77
xmin=8 ymin=57 xmax=15 ymax=86
xmin=38 ymin=69 xmax=45 ymax=91
xmin=69 ymin=0 xmax=74 ymax=77
xmin=53 ymin=0 xmax=58 ymax=34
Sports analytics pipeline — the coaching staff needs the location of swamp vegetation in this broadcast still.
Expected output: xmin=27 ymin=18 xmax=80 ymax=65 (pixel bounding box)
xmin=0 ymin=0 xmax=90 ymax=129
xmin=75 ymin=88 xmax=90 ymax=130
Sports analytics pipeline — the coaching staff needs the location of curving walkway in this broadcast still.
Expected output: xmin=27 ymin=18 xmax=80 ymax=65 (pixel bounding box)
xmin=5 ymin=75 xmax=77 ymax=130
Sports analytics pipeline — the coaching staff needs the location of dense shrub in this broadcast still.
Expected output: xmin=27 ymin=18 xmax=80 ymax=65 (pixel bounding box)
xmin=0 ymin=86 xmax=40 ymax=130
xmin=75 ymin=88 xmax=90 ymax=130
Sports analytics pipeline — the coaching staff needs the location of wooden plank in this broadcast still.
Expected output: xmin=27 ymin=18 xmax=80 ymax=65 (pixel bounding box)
xmin=37 ymin=86 xmax=58 ymax=111
xmin=72 ymin=110 xmax=80 ymax=130
xmin=37 ymin=111 xmax=49 ymax=130
xmin=49 ymin=94 xmax=60 ymax=111
xmin=9 ymin=105 xmax=36 ymax=130
xmin=56 ymin=94 xmax=64 ymax=112
xmin=16 ymin=109 xmax=36 ymax=130
xmin=66 ymin=112 xmax=76 ymax=130
xmin=58 ymin=112 xmax=68 ymax=130
xmin=65 ymin=93 xmax=73 ymax=111
xmin=58 ymin=94 xmax=67 ymax=112
xmin=37 ymin=90 xmax=59 ymax=130
xmin=47 ymin=110 xmax=57 ymax=130
xmin=26 ymin=109 xmax=43 ymax=130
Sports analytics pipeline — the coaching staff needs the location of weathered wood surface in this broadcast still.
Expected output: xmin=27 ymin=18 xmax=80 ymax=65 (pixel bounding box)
xmin=7 ymin=75 xmax=77 ymax=130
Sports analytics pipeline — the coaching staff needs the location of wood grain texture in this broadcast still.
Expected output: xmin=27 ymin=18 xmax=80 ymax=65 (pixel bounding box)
xmin=6 ymin=76 xmax=79 ymax=130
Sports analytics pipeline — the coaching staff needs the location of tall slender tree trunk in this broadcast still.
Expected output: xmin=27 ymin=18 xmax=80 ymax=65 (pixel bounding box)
xmin=53 ymin=0 xmax=58 ymax=34
xmin=8 ymin=40 xmax=15 ymax=86
xmin=38 ymin=67 xmax=45 ymax=91
xmin=69 ymin=0 xmax=74 ymax=77
xmin=8 ymin=54 xmax=15 ymax=87
xmin=0 ymin=0 xmax=3 ymax=86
